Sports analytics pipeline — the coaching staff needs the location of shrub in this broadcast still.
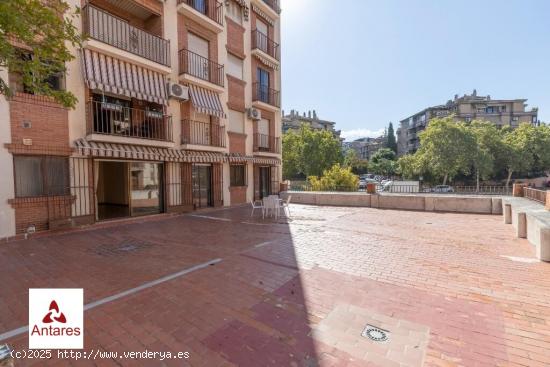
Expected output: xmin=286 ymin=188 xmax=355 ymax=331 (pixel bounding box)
xmin=307 ymin=164 xmax=359 ymax=191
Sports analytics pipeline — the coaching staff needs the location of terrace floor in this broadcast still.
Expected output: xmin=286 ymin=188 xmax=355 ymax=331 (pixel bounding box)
xmin=1 ymin=204 xmax=550 ymax=366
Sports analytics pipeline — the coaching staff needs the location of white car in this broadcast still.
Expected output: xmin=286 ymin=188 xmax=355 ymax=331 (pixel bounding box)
xmin=433 ymin=185 xmax=454 ymax=193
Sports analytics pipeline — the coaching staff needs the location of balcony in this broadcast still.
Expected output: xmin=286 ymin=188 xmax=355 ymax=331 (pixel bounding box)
xmin=253 ymin=133 xmax=280 ymax=154
xmin=253 ymin=83 xmax=280 ymax=108
xmin=87 ymin=100 xmax=172 ymax=142
xmin=182 ymin=119 xmax=226 ymax=147
xmin=262 ymin=0 xmax=280 ymax=14
xmin=179 ymin=49 xmax=224 ymax=87
xmin=252 ymin=30 xmax=280 ymax=61
xmin=82 ymin=4 xmax=170 ymax=67
xmin=177 ymin=0 xmax=223 ymax=30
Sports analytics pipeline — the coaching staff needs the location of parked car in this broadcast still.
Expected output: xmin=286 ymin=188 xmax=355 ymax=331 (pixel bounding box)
xmin=433 ymin=185 xmax=454 ymax=193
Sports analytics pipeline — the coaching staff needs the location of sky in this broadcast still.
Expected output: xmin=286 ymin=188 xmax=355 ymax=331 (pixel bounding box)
xmin=280 ymin=0 xmax=550 ymax=141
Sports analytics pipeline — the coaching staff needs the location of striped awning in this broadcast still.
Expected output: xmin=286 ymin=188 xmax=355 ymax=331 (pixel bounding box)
xmin=81 ymin=48 xmax=168 ymax=105
xmin=227 ymin=153 xmax=255 ymax=163
xmin=253 ymin=52 xmax=279 ymax=70
xmin=252 ymin=4 xmax=275 ymax=25
xmin=75 ymin=139 xmax=224 ymax=163
xmin=188 ymin=84 xmax=226 ymax=118
xmin=252 ymin=156 xmax=281 ymax=165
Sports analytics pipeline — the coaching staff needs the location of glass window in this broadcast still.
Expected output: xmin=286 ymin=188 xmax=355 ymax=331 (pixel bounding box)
xmin=230 ymin=165 xmax=246 ymax=186
xmin=14 ymin=156 xmax=69 ymax=197
xmin=228 ymin=110 xmax=244 ymax=133
xmin=227 ymin=54 xmax=243 ymax=80
xmin=226 ymin=0 xmax=243 ymax=24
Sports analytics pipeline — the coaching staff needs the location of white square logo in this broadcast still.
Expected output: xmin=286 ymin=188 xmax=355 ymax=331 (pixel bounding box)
xmin=29 ymin=288 xmax=83 ymax=349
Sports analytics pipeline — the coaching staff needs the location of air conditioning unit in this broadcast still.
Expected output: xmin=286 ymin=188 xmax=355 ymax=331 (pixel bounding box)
xmin=247 ymin=107 xmax=262 ymax=121
xmin=166 ymin=82 xmax=189 ymax=101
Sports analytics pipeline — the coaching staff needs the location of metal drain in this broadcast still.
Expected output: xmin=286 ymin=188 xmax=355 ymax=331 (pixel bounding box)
xmin=361 ymin=325 xmax=390 ymax=342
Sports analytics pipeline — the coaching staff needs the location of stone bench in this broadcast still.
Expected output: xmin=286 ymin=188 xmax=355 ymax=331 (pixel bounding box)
xmin=502 ymin=197 xmax=550 ymax=261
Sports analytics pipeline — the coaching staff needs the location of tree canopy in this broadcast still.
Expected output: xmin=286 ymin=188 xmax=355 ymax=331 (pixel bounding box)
xmin=368 ymin=148 xmax=397 ymax=176
xmin=386 ymin=122 xmax=397 ymax=153
xmin=0 ymin=0 xmax=82 ymax=107
xmin=282 ymin=125 xmax=344 ymax=179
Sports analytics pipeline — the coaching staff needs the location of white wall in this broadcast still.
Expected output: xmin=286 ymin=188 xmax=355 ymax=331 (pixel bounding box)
xmin=0 ymin=69 xmax=16 ymax=238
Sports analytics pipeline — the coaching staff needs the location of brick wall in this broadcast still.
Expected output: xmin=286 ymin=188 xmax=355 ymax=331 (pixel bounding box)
xmin=8 ymin=196 xmax=74 ymax=234
xmin=252 ymin=108 xmax=275 ymax=137
xmin=229 ymin=186 xmax=246 ymax=205
xmin=227 ymin=75 xmax=246 ymax=112
xmin=228 ymin=132 xmax=246 ymax=154
xmin=226 ymin=17 xmax=245 ymax=58
xmin=7 ymin=93 xmax=71 ymax=156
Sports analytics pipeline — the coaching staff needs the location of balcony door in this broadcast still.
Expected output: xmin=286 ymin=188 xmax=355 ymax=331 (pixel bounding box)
xmin=188 ymin=33 xmax=210 ymax=80
xmin=259 ymin=166 xmax=271 ymax=199
xmin=257 ymin=67 xmax=270 ymax=103
xmin=192 ymin=164 xmax=213 ymax=208
xmin=258 ymin=118 xmax=270 ymax=149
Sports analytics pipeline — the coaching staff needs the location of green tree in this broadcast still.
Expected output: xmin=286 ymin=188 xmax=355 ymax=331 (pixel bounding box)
xmin=368 ymin=148 xmax=397 ymax=176
xmin=0 ymin=0 xmax=82 ymax=107
xmin=397 ymin=154 xmax=421 ymax=179
xmin=282 ymin=131 xmax=302 ymax=179
xmin=386 ymin=122 xmax=397 ymax=153
xmin=300 ymin=125 xmax=344 ymax=177
xmin=416 ymin=116 xmax=473 ymax=184
xmin=308 ymin=164 xmax=359 ymax=191
xmin=343 ymin=149 xmax=369 ymax=174
xmin=469 ymin=121 xmax=501 ymax=192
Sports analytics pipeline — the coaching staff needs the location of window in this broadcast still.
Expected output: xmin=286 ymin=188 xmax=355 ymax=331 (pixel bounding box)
xmin=9 ymin=51 xmax=64 ymax=94
xmin=256 ymin=67 xmax=270 ymax=103
xmin=486 ymin=106 xmax=495 ymax=114
xmin=256 ymin=18 xmax=268 ymax=36
xmin=14 ymin=156 xmax=69 ymax=197
xmin=230 ymin=165 xmax=246 ymax=186
xmin=227 ymin=54 xmax=243 ymax=80
xmin=228 ymin=110 xmax=244 ymax=133
xmin=226 ymin=0 xmax=243 ymax=24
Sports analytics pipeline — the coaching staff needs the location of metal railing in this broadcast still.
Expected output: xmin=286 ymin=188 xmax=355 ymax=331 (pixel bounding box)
xmin=524 ymin=187 xmax=547 ymax=205
xmin=177 ymin=0 xmax=223 ymax=25
xmin=87 ymin=100 xmax=172 ymax=141
xmin=252 ymin=29 xmax=280 ymax=60
xmin=253 ymin=133 xmax=280 ymax=153
xmin=181 ymin=119 xmax=226 ymax=147
xmin=82 ymin=4 xmax=170 ymax=66
xmin=178 ymin=49 xmax=224 ymax=87
xmin=262 ymin=0 xmax=280 ymax=13
xmin=253 ymin=83 xmax=280 ymax=107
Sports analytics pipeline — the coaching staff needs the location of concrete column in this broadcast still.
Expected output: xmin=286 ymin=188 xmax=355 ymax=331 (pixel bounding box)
xmin=539 ymin=229 xmax=550 ymax=262
xmin=516 ymin=212 xmax=527 ymax=238
xmin=504 ymin=204 xmax=512 ymax=224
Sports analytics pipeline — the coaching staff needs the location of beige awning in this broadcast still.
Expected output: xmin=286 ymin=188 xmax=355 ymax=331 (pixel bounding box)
xmin=188 ymin=84 xmax=226 ymax=118
xmin=81 ymin=48 xmax=168 ymax=105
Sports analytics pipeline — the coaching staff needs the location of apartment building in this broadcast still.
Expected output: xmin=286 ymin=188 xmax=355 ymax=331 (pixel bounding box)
xmin=282 ymin=109 xmax=342 ymax=140
xmin=0 ymin=0 xmax=282 ymax=238
xmin=397 ymin=90 xmax=539 ymax=155
xmin=344 ymin=136 xmax=386 ymax=160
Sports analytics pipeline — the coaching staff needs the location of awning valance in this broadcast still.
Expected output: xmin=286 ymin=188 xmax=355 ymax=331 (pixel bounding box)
xmin=81 ymin=48 xmax=168 ymax=105
xmin=189 ymin=84 xmax=226 ymax=118
xmin=252 ymin=156 xmax=281 ymax=165
xmin=74 ymin=139 xmax=226 ymax=163
xmin=227 ymin=153 xmax=254 ymax=163
xmin=253 ymin=52 xmax=279 ymax=71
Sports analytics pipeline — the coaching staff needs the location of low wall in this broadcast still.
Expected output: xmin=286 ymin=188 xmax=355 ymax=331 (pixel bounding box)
xmin=281 ymin=191 xmax=503 ymax=215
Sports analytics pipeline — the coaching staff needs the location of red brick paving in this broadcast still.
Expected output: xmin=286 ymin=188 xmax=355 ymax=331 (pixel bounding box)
xmin=1 ymin=205 xmax=550 ymax=366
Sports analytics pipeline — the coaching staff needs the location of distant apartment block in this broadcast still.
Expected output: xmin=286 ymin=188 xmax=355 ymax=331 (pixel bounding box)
xmin=0 ymin=0 xmax=282 ymax=238
xmin=397 ymin=90 xmax=539 ymax=155
xmin=282 ymin=110 xmax=342 ymax=140
xmin=345 ymin=136 xmax=386 ymax=160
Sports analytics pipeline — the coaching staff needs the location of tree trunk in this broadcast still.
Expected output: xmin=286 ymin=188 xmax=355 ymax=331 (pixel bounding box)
xmin=476 ymin=170 xmax=480 ymax=193
xmin=505 ymin=170 xmax=513 ymax=188
xmin=443 ymin=174 xmax=448 ymax=185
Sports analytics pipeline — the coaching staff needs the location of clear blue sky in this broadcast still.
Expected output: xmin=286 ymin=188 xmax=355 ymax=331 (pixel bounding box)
xmin=280 ymin=0 xmax=550 ymax=141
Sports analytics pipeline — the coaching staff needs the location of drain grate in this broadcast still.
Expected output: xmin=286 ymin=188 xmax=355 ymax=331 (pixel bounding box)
xmin=361 ymin=324 xmax=390 ymax=342
xmin=92 ymin=240 xmax=153 ymax=256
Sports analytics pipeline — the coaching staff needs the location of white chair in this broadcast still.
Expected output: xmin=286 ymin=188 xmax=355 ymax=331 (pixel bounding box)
xmin=250 ymin=200 xmax=264 ymax=218
xmin=263 ymin=196 xmax=278 ymax=219
xmin=280 ymin=195 xmax=291 ymax=216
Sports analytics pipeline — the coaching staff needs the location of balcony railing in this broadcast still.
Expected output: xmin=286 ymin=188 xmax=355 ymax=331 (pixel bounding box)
xmin=178 ymin=49 xmax=224 ymax=87
xmin=252 ymin=30 xmax=280 ymax=60
xmin=262 ymin=0 xmax=280 ymax=13
xmin=82 ymin=4 xmax=170 ymax=67
xmin=253 ymin=83 xmax=280 ymax=108
xmin=87 ymin=100 xmax=172 ymax=141
xmin=182 ymin=119 xmax=226 ymax=147
xmin=177 ymin=0 xmax=223 ymax=25
xmin=253 ymin=133 xmax=280 ymax=154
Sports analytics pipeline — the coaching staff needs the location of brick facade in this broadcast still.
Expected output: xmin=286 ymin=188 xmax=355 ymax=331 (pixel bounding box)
xmin=229 ymin=186 xmax=246 ymax=205
xmin=226 ymin=17 xmax=246 ymax=58
xmin=227 ymin=75 xmax=246 ymax=112
xmin=228 ymin=132 xmax=246 ymax=154
xmin=178 ymin=14 xmax=219 ymax=62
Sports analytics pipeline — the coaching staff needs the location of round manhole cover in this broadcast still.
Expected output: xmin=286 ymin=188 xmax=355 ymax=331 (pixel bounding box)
xmin=362 ymin=325 xmax=389 ymax=342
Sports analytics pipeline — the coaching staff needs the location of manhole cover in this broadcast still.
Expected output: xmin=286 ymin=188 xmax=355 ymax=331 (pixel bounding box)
xmin=361 ymin=324 xmax=390 ymax=342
